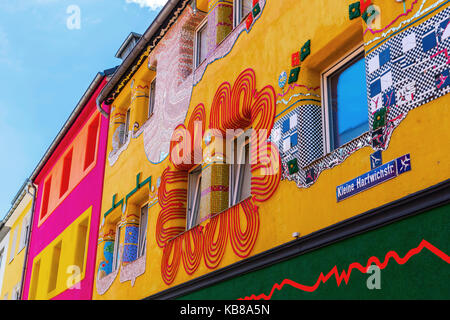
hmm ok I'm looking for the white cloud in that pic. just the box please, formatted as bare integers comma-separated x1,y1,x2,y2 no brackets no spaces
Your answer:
125,0,168,10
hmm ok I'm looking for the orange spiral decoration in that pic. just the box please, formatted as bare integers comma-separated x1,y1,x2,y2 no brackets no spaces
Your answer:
209,82,231,134
203,212,228,269
181,226,204,275
228,198,260,258
251,142,281,202
156,167,188,248
161,236,182,285
160,68,281,284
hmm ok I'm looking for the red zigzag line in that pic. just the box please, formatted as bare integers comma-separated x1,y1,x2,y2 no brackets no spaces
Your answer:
239,239,450,300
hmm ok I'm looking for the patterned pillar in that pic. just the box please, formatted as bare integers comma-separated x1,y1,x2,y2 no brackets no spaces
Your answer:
130,79,150,132
122,205,140,265
199,133,230,223
207,0,234,55
97,223,116,279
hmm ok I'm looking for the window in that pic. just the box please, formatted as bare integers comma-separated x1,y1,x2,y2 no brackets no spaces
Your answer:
148,79,156,118
137,204,148,258
229,132,252,207
9,229,17,263
74,218,89,272
60,149,73,197
322,46,368,152
112,225,122,272
120,109,131,147
84,116,100,170
186,166,202,230
195,20,208,68
0,249,4,268
40,176,52,220
12,285,21,300
48,241,62,293
19,214,31,252
29,259,41,300
234,0,252,27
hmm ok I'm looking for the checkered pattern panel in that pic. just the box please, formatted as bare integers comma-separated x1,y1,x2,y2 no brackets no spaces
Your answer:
366,7,450,129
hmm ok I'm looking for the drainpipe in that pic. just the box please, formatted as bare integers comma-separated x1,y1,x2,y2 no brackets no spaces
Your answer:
18,180,37,300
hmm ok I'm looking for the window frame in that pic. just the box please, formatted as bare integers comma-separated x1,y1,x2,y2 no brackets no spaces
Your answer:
194,18,208,69
137,203,149,258
18,213,31,253
233,0,253,28
112,225,122,272
229,131,252,207
9,228,18,263
320,44,366,154
148,78,157,119
186,165,203,230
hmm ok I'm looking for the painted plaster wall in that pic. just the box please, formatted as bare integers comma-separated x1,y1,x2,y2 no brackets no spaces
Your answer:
0,195,32,300
22,79,110,300
0,232,9,298
94,0,450,300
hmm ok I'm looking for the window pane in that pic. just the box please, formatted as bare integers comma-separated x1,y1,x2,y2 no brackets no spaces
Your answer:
197,24,208,66
187,168,202,230
241,0,252,21
138,205,148,257
328,53,368,149
148,80,156,117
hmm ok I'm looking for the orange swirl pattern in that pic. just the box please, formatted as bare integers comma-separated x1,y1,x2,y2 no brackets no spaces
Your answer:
170,104,206,171
251,142,281,202
228,198,260,258
156,167,188,248
160,68,281,285
203,212,228,270
161,236,182,285
181,226,204,275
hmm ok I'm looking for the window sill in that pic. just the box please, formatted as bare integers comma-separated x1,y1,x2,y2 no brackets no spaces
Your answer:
301,131,371,171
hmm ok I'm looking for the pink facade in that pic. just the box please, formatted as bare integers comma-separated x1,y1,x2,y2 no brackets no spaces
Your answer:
22,77,110,300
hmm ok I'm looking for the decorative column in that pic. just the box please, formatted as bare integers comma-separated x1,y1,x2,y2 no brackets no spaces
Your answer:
207,0,234,55
122,204,140,265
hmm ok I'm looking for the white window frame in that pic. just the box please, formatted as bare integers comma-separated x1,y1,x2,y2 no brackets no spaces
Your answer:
12,284,21,300
194,18,208,69
321,44,365,154
19,213,31,253
233,0,253,27
148,78,156,118
229,131,252,207
112,225,122,272
9,229,17,263
137,204,148,258
186,166,202,230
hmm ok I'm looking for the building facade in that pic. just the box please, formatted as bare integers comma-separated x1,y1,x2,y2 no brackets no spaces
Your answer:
0,182,34,300
21,70,114,300
93,0,450,300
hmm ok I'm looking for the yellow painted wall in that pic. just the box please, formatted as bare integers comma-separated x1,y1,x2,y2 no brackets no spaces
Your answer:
0,196,32,300
28,207,91,300
94,0,450,300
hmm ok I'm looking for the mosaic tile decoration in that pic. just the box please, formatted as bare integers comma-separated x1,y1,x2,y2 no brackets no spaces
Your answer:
273,7,450,190
366,6,450,150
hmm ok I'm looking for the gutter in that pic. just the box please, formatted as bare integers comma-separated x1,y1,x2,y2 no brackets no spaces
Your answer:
96,0,184,117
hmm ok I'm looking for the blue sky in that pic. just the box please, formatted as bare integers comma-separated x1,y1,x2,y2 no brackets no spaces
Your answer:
0,0,167,220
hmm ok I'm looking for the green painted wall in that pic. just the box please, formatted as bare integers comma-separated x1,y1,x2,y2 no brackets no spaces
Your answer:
179,204,450,300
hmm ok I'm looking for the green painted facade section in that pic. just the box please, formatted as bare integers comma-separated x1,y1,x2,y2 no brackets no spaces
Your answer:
179,204,450,300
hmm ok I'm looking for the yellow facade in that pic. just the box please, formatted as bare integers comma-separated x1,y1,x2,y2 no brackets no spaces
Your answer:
94,0,450,300
1,193,33,300
27,207,92,300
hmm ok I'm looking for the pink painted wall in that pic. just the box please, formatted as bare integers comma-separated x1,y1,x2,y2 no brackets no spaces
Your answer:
22,78,110,300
